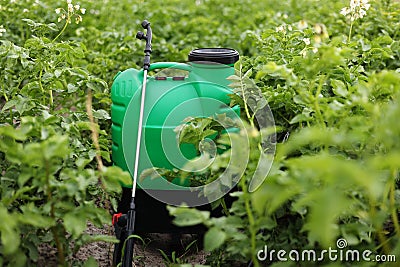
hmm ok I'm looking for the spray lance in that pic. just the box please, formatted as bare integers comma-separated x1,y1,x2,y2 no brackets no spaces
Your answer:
122,19,152,267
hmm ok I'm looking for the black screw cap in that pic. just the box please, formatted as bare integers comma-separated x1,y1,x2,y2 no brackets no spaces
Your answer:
188,48,239,65
141,20,150,29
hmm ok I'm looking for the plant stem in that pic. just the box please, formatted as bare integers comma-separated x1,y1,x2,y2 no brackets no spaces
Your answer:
220,198,230,216
313,75,327,128
50,224,65,265
39,67,53,107
348,21,354,43
370,199,390,255
39,68,45,100
2,86,8,102
85,87,113,213
44,159,65,265
85,88,104,172
53,16,70,43
390,168,400,238
9,109,13,125
239,64,255,128
240,176,259,267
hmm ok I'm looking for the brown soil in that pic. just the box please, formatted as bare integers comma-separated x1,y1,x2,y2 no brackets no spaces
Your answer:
38,223,209,267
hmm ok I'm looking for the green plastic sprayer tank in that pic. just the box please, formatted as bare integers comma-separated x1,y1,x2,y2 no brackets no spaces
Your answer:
111,48,239,194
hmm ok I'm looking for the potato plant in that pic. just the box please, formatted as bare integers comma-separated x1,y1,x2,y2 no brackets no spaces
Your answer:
168,0,400,266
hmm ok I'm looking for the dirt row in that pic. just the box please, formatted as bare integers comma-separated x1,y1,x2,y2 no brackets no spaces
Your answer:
38,223,208,267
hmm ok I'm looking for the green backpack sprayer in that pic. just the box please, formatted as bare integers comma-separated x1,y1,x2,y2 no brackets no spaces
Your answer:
111,20,240,266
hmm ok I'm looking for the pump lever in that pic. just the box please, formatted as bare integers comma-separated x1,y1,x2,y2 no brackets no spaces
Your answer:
136,31,146,40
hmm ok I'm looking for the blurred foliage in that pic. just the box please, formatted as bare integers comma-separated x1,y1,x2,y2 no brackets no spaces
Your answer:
165,0,400,267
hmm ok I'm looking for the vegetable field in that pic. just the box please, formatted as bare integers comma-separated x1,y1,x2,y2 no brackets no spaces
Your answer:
1,0,399,266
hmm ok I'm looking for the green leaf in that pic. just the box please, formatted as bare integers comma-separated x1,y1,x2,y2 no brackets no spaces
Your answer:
67,83,78,93
298,187,353,247
252,174,298,215
0,124,31,141
139,167,163,181
168,206,210,227
243,69,252,79
226,74,241,81
63,211,87,238
2,99,18,112
42,135,70,160
83,257,98,267
0,205,20,255
257,216,277,230
93,109,111,120
289,113,310,124
81,234,119,244
204,227,226,251
18,171,32,187
331,79,348,97
102,166,131,191
54,69,63,78
26,242,39,261
19,205,55,228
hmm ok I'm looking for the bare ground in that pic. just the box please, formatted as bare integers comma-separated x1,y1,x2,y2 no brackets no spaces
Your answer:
38,223,209,267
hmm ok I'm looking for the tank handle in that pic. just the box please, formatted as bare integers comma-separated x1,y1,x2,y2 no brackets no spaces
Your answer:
139,62,192,74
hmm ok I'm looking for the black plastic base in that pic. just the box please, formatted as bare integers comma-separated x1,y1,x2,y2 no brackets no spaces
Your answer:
116,187,233,233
